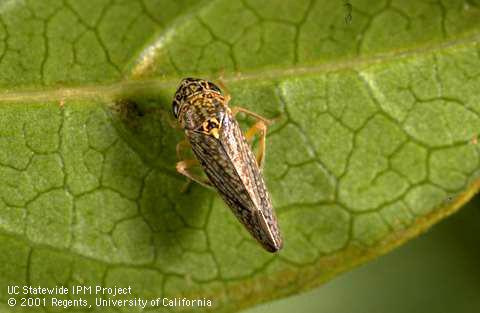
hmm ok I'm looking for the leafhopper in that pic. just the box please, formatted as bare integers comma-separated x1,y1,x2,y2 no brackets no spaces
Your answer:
172,78,283,252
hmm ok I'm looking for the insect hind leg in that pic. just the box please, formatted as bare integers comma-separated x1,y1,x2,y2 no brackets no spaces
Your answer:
231,106,272,169
244,120,268,169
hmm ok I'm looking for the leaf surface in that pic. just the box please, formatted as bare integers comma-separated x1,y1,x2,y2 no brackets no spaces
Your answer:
0,1,480,312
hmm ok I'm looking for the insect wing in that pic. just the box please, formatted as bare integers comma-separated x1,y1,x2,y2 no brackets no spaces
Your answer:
188,114,282,252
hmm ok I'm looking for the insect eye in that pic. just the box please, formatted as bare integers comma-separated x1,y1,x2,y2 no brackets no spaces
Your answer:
172,101,180,118
209,82,222,94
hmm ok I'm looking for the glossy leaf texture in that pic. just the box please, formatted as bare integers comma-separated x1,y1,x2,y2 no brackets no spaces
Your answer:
0,1,479,312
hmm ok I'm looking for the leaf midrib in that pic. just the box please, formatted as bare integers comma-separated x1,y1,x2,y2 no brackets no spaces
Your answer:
0,30,478,104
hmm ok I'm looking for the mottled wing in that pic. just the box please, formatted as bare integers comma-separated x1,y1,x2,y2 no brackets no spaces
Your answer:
187,113,282,252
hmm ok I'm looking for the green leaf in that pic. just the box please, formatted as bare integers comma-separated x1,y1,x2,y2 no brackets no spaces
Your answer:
0,1,479,312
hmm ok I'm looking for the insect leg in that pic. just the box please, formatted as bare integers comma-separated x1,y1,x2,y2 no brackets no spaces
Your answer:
215,79,232,103
176,139,190,160
231,106,272,125
176,159,213,188
231,106,272,168
244,120,268,169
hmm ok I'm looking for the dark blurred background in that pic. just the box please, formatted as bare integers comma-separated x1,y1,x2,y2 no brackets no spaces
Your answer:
244,193,480,313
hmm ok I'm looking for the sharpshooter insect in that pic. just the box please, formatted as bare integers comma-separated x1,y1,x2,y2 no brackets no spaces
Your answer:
172,78,283,252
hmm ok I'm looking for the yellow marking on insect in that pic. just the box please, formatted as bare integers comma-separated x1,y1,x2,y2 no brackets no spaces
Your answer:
201,117,221,138
210,127,219,138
